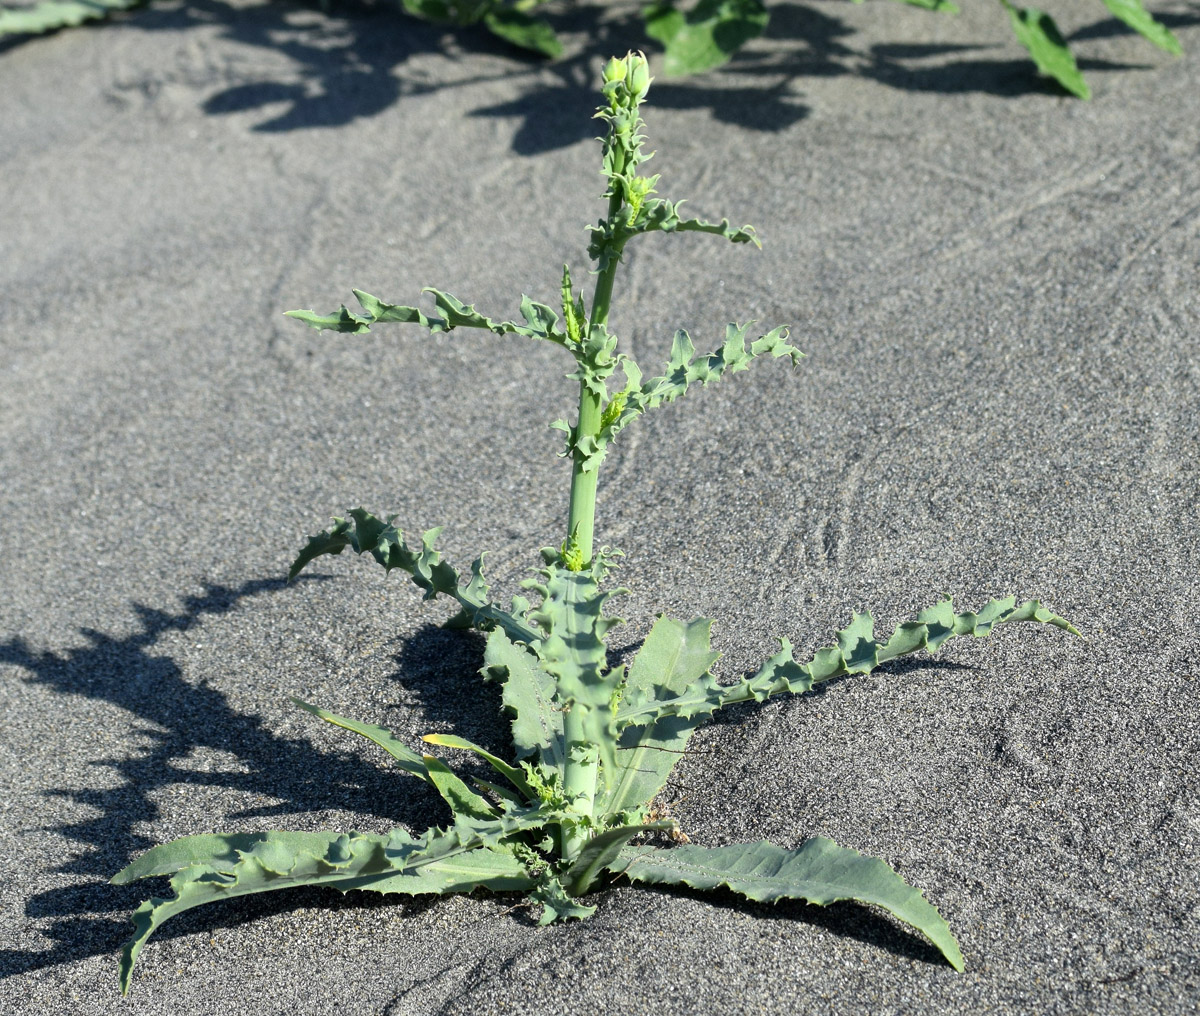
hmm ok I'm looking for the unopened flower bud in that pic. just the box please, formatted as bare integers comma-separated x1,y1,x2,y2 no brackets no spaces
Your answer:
603,56,627,86
626,52,651,100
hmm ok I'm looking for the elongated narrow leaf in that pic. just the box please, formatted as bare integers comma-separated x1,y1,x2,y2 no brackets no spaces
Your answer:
1002,2,1090,98
423,732,535,798
292,698,430,784
1100,0,1181,55
289,510,538,645
886,0,959,11
114,826,535,994
614,838,964,969
525,562,625,787
598,616,719,821
0,0,143,36
644,0,769,76
422,755,498,819
563,822,673,896
482,626,565,774
617,596,1078,728
586,323,800,469
286,287,567,346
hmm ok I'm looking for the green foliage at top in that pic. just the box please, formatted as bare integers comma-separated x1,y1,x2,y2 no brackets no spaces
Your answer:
114,52,1080,995
0,0,1181,103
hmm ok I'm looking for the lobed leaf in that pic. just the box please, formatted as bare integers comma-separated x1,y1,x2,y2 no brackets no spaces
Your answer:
285,288,567,346
530,873,597,923
590,323,801,466
483,7,562,57
113,825,537,994
597,616,720,821
289,509,539,645
482,626,565,774
613,837,964,970
525,562,626,787
1001,2,1090,99
617,596,1078,728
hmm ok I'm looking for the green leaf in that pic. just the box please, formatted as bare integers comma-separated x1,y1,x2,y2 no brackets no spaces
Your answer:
482,627,565,773
613,837,964,971
1001,2,1090,99
483,8,562,57
288,510,539,645
883,0,959,11
563,822,673,896
0,0,143,36
591,323,801,467
643,0,770,77
286,288,567,346
598,616,719,821
525,562,626,787
530,873,597,923
292,698,431,785
1099,0,1181,55
422,755,498,820
114,827,536,994
423,732,536,798
616,596,1078,728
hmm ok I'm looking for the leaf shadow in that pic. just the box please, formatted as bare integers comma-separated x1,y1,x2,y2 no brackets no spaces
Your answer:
0,575,444,979
5,0,1189,148
631,879,951,969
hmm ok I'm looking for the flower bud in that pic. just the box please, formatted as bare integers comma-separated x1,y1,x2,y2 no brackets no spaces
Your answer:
603,56,627,86
625,51,651,100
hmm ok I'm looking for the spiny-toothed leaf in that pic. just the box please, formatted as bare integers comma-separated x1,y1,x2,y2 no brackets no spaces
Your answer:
612,837,964,971
563,822,674,896
483,7,562,57
423,732,535,798
286,287,568,344
637,198,761,246
289,510,539,645
115,827,536,994
1100,0,1181,55
1002,2,1090,99
598,616,720,821
591,323,800,466
483,626,565,773
531,874,596,924
0,0,143,36
644,0,769,77
525,562,625,787
292,698,431,784
616,596,1077,728
423,755,498,820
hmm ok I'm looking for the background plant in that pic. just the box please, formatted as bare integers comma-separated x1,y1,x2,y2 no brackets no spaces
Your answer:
0,0,1182,100
111,51,1078,995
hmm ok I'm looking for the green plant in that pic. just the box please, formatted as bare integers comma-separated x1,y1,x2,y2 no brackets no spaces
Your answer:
0,0,1182,101
112,52,1078,994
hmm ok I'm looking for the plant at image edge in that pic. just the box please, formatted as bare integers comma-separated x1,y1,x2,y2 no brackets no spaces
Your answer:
112,52,1079,994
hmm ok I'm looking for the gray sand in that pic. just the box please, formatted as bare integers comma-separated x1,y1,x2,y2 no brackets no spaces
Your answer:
1,2,1197,1013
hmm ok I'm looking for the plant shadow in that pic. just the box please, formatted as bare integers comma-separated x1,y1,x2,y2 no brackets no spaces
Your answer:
4,0,1194,149
0,575,446,979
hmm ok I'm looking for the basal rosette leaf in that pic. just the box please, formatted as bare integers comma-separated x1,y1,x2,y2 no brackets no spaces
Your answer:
562,821,675,896
617,596,1078,728
289,509,538,645
481,626,566,775
612,837,965,970
113,825,538,994
292,698,432,785
597,615,719,821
